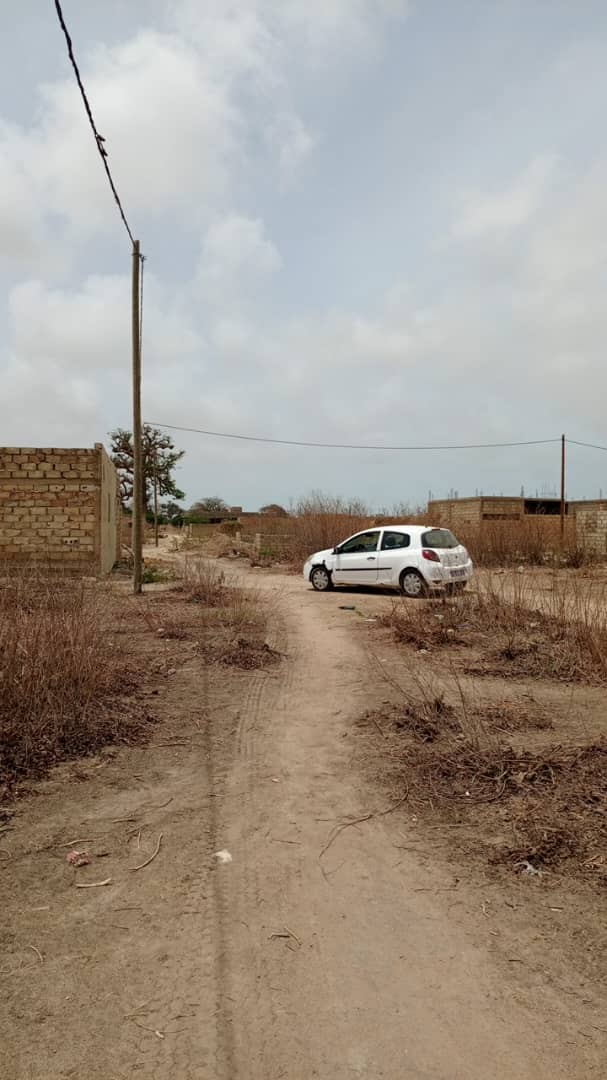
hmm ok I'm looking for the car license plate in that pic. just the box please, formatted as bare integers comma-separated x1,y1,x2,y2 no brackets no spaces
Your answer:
451,568,466,578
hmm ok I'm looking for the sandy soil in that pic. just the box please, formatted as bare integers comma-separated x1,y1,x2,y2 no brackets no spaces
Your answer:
1,562,605,1078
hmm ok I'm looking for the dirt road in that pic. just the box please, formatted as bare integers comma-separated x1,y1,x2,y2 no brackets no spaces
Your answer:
2,568,602,1078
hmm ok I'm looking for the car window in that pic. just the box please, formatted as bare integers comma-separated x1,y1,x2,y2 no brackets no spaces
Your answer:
381,531,410,551
422,528,459,549
339,530,380,554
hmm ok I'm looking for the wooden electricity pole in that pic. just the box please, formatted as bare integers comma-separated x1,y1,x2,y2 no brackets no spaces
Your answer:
153,447,159,548
560,433,566,545
132,241,143,594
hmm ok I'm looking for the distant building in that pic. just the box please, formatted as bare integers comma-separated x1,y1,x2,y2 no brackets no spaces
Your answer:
427,495,567,527
0,443,120,574
428,495,607,555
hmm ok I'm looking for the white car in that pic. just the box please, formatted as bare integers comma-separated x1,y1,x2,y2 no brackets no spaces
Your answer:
303,524,473,598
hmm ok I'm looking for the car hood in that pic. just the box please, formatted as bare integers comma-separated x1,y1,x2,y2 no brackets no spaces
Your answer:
307,548,334,564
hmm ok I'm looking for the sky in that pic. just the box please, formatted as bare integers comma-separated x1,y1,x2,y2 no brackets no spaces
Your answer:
2,0,607,511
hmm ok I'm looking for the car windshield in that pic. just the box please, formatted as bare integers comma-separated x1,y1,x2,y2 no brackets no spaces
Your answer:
422,528,459,549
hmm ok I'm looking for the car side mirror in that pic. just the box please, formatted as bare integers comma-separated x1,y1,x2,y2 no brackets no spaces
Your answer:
333,546,340,555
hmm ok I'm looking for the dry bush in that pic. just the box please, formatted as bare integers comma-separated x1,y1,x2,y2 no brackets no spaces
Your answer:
380,599,464,650
404,736,607,875
169,556,281,669
256,492,375,567
371,661,606,878
382,573,607,683
441,518,591,569
181,557,227,605
0,570,144,787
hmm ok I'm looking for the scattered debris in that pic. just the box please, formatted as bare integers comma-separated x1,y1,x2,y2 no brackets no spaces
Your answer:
75,878,113,888
130,833,163,871
27,945,43,963
270,926,302,949
214,849,233,864
518,860,542,878
66,850,90,867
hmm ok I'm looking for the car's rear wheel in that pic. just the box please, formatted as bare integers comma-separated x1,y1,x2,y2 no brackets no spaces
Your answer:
310,565,333,592
399,569,428,598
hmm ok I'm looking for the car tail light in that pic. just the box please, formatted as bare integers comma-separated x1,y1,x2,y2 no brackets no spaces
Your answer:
422,549,441,563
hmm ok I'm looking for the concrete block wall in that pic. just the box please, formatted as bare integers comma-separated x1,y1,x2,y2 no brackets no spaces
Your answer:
428,498,484,527
572,502,607,555
0,444,120,574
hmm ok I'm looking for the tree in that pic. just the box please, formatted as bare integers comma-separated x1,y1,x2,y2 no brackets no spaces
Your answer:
259,503,288,517
110,426,185,510
161,500,185,524
189,496,229,515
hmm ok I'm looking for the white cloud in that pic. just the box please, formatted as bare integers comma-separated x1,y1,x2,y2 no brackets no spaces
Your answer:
453,154,557,237
196,214,282,305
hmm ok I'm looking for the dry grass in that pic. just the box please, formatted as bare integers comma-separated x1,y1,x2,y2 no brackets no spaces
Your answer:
146,557,281,670
403,733,607,877
0,570,147,788
369,568,607,882
381,572,607,684
243,497,597,570
366,666,607,880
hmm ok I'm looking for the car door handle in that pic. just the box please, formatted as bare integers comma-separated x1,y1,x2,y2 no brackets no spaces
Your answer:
367,556,376,560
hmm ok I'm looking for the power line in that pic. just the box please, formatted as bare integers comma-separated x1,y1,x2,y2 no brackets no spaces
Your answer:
53,0,136,246
567,438,607,453
145,422,560,452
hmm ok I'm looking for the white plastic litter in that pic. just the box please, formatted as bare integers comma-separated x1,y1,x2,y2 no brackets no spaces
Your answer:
520,860,542,877
214,849,233,864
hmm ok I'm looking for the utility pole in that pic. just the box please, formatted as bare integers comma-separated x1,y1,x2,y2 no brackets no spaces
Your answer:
132,241,143,594
153,446,159,548
560,433,566,545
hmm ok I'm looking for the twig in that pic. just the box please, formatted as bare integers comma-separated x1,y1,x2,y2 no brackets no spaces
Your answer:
75,878,112,888
371,716,386,738
123,998,153,1019
145,798,173,810
319,795,408,870
61,838,99,847
131,1020,165,1038
27,945,43,963
270,838,302,845
130,833,163,871
270,926,302,948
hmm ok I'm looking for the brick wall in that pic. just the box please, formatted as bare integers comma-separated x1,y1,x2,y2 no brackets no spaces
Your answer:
428,498,484,527
0,444,119,574
572,502,607,555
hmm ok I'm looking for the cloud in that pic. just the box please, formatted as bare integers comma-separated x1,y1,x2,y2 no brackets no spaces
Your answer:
196,214,282,306
453,154,557,237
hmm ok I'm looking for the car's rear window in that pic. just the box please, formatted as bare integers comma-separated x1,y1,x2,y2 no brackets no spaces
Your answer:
422,528,459,549
381,531,410,550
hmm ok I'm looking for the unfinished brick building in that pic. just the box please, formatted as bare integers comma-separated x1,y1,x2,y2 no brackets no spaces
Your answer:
0,444,120,574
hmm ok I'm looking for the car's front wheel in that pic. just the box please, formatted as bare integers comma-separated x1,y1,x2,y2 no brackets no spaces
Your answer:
310,565,333,592
399,569,428,598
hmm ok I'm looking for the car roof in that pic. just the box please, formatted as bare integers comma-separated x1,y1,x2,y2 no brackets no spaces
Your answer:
371,524,438,533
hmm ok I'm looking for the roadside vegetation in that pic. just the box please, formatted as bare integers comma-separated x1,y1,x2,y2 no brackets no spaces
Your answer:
0,570,147,790
0,558,278,793
188,492,594,570
367,570,607,886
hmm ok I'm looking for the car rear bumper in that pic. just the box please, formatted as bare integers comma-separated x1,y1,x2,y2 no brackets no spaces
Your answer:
424,561,474,587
